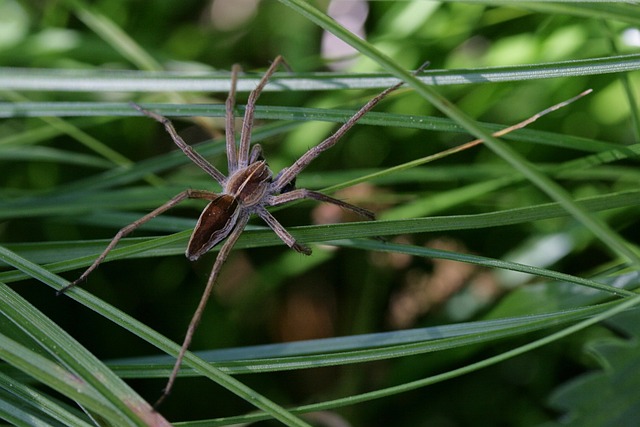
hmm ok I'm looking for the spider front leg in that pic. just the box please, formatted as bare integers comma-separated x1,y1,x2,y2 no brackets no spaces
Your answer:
273,61,430,190
131,103,226,186
249,143,264,164
237,55,289,168
225,64,241,173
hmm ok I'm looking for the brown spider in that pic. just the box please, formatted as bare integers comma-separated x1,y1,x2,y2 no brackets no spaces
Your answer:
62,56,427,405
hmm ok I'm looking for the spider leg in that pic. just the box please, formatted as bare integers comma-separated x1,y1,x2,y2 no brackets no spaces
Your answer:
256,206,311,255
154,213,250,408
269,189,374,220
237,55,288,168
273,61,431,191
60,189,219,295
272,84,402,190
131,103,227,186
249,143,264,163
226,64,241,173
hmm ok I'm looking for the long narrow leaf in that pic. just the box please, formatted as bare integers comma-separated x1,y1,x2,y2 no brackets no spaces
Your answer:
277,0,640,267
1,54,638,92
0,246,311,427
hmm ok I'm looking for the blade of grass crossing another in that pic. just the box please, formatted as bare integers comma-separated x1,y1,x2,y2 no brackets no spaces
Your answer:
277,0,640,268
0,245,312,427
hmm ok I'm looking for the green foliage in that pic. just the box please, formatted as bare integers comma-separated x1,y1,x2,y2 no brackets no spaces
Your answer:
0,0,639,425
544,309,640,427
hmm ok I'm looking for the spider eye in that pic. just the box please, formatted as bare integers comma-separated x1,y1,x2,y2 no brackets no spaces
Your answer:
280,177,297,194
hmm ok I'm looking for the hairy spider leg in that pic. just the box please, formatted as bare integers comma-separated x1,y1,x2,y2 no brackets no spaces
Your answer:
131,103,226,185
225,64,241,173
273,61,431,191
237,55,288,168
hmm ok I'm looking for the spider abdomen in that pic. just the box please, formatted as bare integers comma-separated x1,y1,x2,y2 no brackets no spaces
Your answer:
187,194,240,261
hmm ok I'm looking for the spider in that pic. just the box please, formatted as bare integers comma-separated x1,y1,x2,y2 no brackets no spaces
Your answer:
62,56,428,405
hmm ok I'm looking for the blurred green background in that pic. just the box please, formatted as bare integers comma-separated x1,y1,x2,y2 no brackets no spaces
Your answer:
1,1,639,426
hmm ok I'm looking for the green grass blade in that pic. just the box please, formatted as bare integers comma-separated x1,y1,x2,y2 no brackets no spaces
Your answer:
1,54,638,92
109,302,627,377
0,283,161,425
278,0,640,268
0,329,122,425
0,100,626,153
0,370,93,427
0,246,311,427
198,295,640,426
2,189,639,283
63,0,161,71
